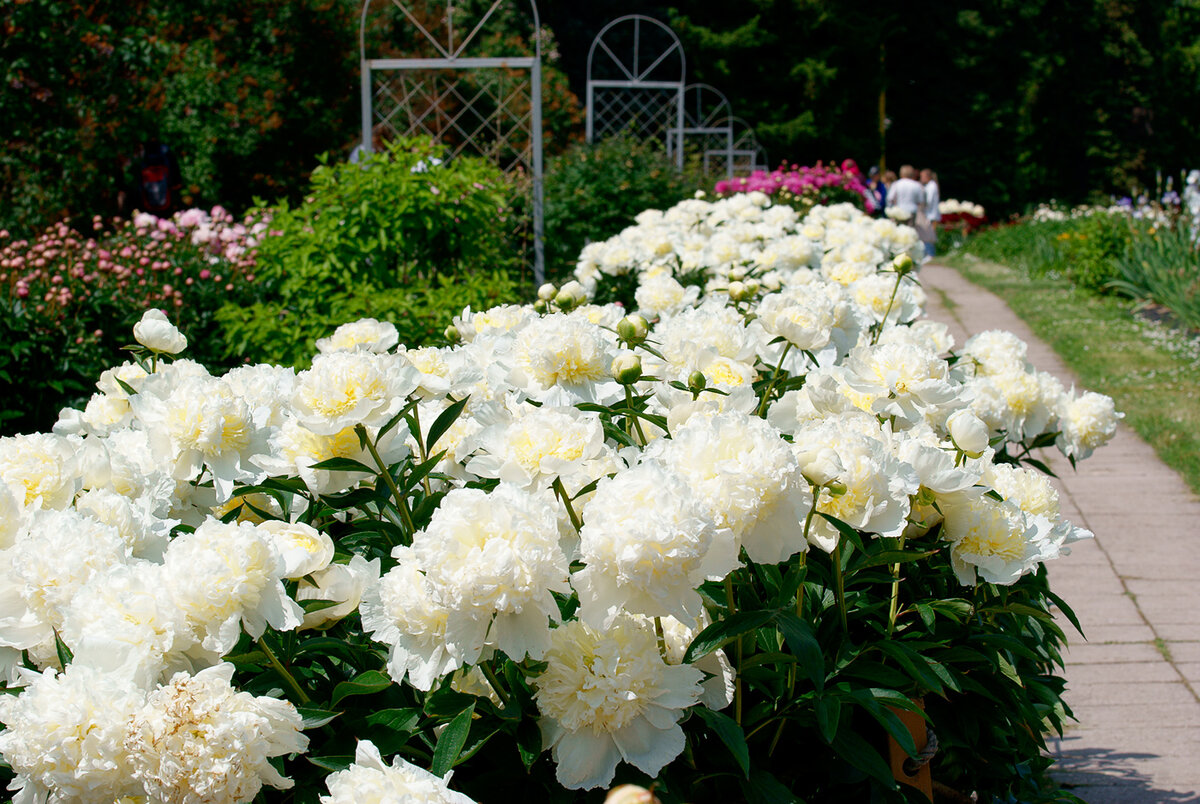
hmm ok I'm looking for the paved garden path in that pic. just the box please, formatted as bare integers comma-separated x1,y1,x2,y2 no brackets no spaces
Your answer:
920,262,1200,803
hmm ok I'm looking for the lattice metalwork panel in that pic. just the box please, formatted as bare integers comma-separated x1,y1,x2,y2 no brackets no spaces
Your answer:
372,70,534,174
590,85,681,146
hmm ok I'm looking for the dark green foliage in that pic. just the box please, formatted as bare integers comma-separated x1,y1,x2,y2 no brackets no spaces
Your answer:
542,135,702,281
215,138,523,366
215,271,521,368
1110,223,1200,331
0,0,360,235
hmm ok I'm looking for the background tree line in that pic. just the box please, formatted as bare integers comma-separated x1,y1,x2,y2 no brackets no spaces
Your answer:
4,0,1198,235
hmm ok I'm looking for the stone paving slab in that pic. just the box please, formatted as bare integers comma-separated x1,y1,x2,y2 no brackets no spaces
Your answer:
920,263,1200,802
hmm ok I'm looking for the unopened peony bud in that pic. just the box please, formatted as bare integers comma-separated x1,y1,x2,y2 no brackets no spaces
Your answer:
728,267,746,281
443,325,461,343
554,288,578,310
947,409,989,458
606,785,661,804
744,278,761,296
133,308,187,354
892,253,915,275
687,370,706,393
617,314,649,345
825,480,848,497
537,282,557,301
559,280,586,304
611,351,643,384
727,280,748,301
533,298,549,314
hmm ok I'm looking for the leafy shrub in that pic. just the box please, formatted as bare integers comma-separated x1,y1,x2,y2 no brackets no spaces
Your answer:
215,270,521,367
216,137,523,366
251,138,518,302
0,210,264,434
542,135,703,281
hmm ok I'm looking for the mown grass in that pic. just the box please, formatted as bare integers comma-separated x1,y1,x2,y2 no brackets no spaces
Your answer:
945,252,1200,496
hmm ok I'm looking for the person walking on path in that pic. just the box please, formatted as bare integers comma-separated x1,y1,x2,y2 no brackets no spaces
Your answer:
921,169,941,258
887,165,935,259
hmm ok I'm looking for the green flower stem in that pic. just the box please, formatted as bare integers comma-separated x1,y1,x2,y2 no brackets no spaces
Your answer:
624,385,649,445
257,637,310,705
871,272,905,345
887,536,907,637
833,540,849,636
479,661,512,708
798,484,820,619
409,404,434,497
654,617,669,663
552,477,583,533
357,424,416,539
756,341,794,418
725,576,743,725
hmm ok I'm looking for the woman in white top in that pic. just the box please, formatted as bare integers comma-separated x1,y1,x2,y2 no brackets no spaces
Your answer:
886,165,926,217
920,169,940,258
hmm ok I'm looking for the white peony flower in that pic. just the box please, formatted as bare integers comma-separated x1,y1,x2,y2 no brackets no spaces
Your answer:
793,416,919,550
321,739,476,804
316,317,400,354
534,615,702,790
939,491,1054,585
647,411,813,565
0,433,82,510
126,663,307,804
361,562,457,691
133,308,187,354
409,484,570,663
0,664,144,804
297,555,380,630
0,508,130,661
464,403,608,491
291,351,419,436
60,562,181,685
507,313,620,404
574,462,733,629
840,342,959,423
1056,389,1122,461
161,517,303,656
945,409,990,457
256,520,335,579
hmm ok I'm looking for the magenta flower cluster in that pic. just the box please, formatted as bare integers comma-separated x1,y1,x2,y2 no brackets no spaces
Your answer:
714,159,876,213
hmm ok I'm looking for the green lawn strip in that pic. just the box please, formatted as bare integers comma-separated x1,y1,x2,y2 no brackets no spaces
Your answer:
945,252,1200,496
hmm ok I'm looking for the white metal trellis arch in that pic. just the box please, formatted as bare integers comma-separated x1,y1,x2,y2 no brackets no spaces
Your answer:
667,83,735,178
586,15,686,168
705,116,769,178
359,0,545,283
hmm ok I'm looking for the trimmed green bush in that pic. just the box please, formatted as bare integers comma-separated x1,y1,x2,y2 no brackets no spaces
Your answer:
542,135,703,281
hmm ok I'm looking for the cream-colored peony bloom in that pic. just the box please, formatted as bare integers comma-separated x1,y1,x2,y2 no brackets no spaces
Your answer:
939,490,1056,585
647,411,813,565
465,403,608,491
291,351,419,436
410,484,570,663
361,562,457,691
126,663,307,804
161,517,303,656
534,615,702,790
256,520,335,579
841,342,959,423
0,433,82,510
0,664,144,804
133,308,187,354
297,555,380,630
321,739,476,804
316,317,400,354
507,313,620,404
1056,389,1122,461
574,462,733,629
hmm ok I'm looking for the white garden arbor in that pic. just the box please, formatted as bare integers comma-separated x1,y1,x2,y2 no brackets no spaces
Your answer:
359,0,546,282
586,15,686,168
705,116,770,177
667,83,735,178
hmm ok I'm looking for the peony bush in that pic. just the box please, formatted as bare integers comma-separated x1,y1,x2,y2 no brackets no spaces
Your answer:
0,194,1119,802
714,161,877,215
